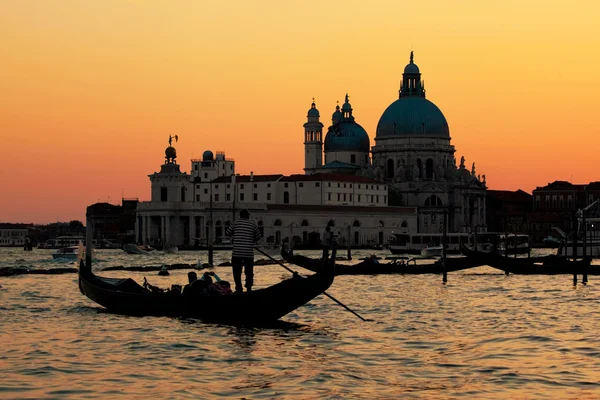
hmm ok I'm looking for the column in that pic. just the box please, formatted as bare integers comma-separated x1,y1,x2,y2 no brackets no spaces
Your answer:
165,215,171,244
189,215,195,246
482,198,487,229
465,195,470,230
135,216,140,244
144,216,149,244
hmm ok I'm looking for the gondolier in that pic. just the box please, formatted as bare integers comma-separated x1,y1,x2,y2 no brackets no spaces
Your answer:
226,209,261,293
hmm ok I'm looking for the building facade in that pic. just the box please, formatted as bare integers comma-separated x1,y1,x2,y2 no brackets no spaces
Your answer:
136,145,416,248
529,181,600,243
302,52,487,233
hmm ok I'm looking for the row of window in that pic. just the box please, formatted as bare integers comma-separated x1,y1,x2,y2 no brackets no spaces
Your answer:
194,182,384,190
326,193,387,203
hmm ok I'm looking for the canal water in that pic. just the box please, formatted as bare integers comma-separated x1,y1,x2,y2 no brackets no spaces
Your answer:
1,248,599,399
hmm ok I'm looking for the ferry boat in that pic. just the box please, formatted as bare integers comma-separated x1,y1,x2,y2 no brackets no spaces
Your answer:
420,244,444,257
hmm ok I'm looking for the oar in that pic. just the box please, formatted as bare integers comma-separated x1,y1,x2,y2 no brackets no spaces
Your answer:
254,246,370,322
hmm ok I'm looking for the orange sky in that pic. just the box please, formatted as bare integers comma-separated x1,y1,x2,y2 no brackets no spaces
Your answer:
1,0,599,223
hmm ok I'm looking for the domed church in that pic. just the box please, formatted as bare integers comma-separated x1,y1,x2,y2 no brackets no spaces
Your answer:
304,52,487,233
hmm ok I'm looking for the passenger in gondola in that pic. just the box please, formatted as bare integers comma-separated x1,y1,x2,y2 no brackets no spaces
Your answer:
225,209,261,293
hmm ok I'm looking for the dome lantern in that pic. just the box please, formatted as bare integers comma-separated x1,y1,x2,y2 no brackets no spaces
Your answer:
400,51,425,99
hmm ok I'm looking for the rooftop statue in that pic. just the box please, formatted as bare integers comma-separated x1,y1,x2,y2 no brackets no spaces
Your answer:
459,156,465,169
410,51,414,63
169,134,179,146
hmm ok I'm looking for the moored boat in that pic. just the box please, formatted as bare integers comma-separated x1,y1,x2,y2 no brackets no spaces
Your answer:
459,243,596,275
123,244,155,255
53,246,89,260
281,248,482,275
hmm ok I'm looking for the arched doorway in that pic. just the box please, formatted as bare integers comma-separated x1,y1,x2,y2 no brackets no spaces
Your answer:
416,159,423,179
387,159,394,179
283,191,290,204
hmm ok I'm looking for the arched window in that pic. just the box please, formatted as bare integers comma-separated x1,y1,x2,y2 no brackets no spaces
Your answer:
274,219,282,227
301,219,309,227
327,220,335,227
257,220,264,237
424,195,443,207
386,159,394,179
426,158,434,180
378,220,384,228
416,159,423,179
353,220,361,227
401,220,408,228
283,191,290,204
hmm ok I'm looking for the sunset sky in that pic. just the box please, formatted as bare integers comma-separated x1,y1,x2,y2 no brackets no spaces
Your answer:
1,0,599,223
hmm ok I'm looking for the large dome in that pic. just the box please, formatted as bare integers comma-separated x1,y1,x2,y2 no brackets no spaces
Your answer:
375,97,449,138
324,122,370,152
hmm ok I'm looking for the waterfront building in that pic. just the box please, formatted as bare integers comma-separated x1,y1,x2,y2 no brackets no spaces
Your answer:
0,224,29,247
529,180,600,243
303,52,487,233
136,53,486,247
136,145,416,247
485,190,532,235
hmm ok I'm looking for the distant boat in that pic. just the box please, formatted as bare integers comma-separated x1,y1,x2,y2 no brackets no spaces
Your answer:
420,244,444,257
123,244,155,255
52,246,92,260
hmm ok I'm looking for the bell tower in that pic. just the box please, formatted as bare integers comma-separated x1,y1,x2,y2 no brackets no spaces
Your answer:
304,99,324,175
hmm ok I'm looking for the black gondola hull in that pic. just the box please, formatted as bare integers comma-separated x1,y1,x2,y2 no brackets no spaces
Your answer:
79,250,336,323
459,243,597,275
281,249,483,275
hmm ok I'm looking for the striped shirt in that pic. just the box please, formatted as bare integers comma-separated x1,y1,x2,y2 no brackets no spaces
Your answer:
225,218,261,258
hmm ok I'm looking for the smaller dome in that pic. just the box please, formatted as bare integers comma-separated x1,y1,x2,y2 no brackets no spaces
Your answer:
307,102,320,118
404,63,420,74
202,150,214,161
332,104,342,124
165,146,177,159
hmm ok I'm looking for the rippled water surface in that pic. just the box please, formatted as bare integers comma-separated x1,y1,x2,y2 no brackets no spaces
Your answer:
2,248,600,399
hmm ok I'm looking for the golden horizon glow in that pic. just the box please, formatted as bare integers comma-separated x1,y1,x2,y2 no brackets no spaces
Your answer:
1,0,599,223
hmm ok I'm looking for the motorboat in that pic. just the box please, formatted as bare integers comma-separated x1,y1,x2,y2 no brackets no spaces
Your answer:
420,244,444,257
52,246,93,260
123,244,155,255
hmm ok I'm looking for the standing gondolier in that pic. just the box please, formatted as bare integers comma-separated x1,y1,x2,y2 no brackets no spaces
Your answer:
226,209,261,293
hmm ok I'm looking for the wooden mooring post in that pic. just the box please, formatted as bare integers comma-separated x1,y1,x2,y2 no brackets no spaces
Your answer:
347,225,352,261
442,209,448,283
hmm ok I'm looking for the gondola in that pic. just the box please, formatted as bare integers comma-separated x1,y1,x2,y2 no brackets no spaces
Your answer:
281,248,483,275
79,243,337,323
459,243,597,275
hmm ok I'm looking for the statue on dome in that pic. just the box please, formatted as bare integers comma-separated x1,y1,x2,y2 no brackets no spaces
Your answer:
459,156,465,169
410,51,414,64
482,174,487,184
169,134,179,146
471,162,476,176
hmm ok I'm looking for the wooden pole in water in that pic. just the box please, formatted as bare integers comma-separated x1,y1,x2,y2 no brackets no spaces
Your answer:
582,205,588,284
572,211,577,284
442,209,448,283
347,225,352,261
208,181,214,266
